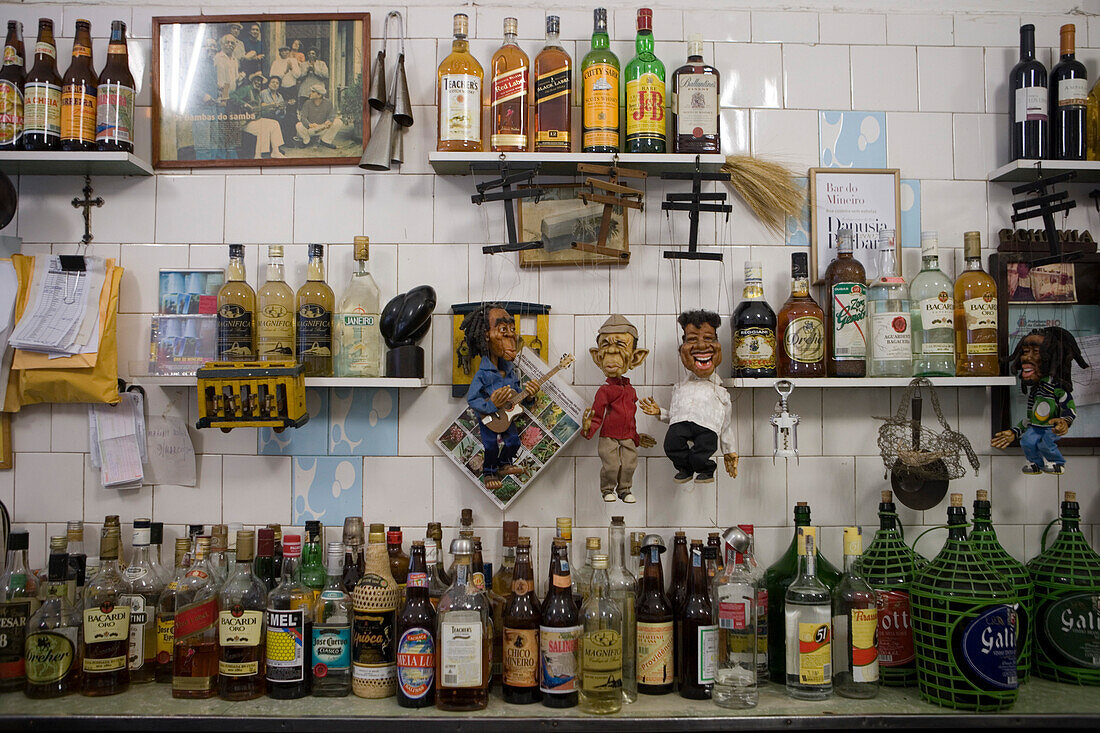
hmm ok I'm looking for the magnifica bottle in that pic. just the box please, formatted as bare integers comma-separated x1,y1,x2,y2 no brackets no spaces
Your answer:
172,536,218,699
832,527,879,699
607,516,637,703
824,228,867,377
578,554,623,715
1050,23,1087,160
637,534,674,695
335,237,382,377
296,243,334,377
489,17,529,152
1010,24,1048,161
121,519,163,684
713,528,758,709
785,527,833,700
436,13,482,152
24,539,79,698
216,244,255,361
625,8,666,153
764,504,841,684
1,530,40,692
502,536,541,704
541,538,581,708
257,244,295,362
396,541,437,707
60,19,97,151
778,251,826,377
82,528,129,697
95,20,135,152
266,535,313,699
911,494,1019,711
909,231,955,377
435,538,491,711
582,8,619,153
351,526,400,698
732,260,777,377
217,530,267,701
534,15,571,152
954,231,999,376
313,542,353,697
671,33,719,153
679,544,718,699
22,18,61,151
867,229,912,377
156,538,191,684
0,21,25,150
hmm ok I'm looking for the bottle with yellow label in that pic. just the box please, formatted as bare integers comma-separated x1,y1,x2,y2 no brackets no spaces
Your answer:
625,8,666,153
954,231,999,376
257,244,295,362
784,526,832,700
60,19,96,151
581,8,618,153
832,527,879,698
217,530,267,701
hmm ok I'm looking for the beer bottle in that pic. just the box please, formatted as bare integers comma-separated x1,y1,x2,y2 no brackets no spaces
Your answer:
0,21,26,150
636,534,674,694
95,20,135,152
678,543,717,699
540,539,580,708
396,541,437,707
502,537,541,704
22,18,61,150
61,19,97,151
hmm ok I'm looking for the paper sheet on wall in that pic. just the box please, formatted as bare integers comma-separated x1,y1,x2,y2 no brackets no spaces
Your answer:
8,255,105,356
144,415,196,487
89,392,146,488
1072,334,1100,407
0,260,17,391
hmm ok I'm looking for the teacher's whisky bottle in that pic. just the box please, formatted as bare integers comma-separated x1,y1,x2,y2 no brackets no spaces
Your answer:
436,13,482,152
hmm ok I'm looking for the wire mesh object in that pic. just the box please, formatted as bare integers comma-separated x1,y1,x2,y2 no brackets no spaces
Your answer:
874,377,979,482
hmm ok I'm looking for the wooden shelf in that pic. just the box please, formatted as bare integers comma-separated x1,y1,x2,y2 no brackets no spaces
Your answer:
723,376,1017,388
134,375,427,388
429,151,727,176
0,150,154,176
987,159,1100,183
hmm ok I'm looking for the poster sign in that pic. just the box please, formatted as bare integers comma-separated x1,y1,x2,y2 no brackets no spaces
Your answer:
809,168,900,283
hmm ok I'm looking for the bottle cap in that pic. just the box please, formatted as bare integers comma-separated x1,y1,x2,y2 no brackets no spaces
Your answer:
1061,23,1076,51
502,521,519,547
268,244,284,258
688,33,703,57
503,17,518,36
450,537,474,555
975,489,989,502
517,536,531,548
837,227,853,251
592,554,609,569
305,521,322,542
343,517,364,546
8,529,28,551
637,8,652,32
369,522,385,535
104,515,120,528
641,533,666,552
326,541,344,564
675,530,686,538
150,522,164,546
132,519,151,546
795,501,809,508
791,251,808,279
229,244,244,258
593,8,608,31
460,508,473,527
881,490,892,503
427,521,443,541
744,260,763,282
611,515,625,525
354,237,369,261
877,229,896,249
49,535,68,553
387,528,403,545
920,231,939,256
211,524,228,551
556,516,572,540
194,535,211,560
308,243,324,258
963,231,982,259
452,14,468,39
257,528,274,556
950,493,963,507
236,530,255,562
174,537,191,565
282,534,302,558
586,536,601,550
843,526,862,556
1065,491,1077,503
1020,23,1035,33
369,530,385,544
189,523,205,538
546,15,559,35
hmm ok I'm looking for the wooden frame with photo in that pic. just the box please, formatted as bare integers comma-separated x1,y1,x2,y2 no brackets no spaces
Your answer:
152,13,370,169
517,184,630,267
808,168,900,283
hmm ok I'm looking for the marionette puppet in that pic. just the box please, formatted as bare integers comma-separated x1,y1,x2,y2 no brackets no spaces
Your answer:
581,315,655,504
640,310,738,483
991,325,1089,475
462,303,542,491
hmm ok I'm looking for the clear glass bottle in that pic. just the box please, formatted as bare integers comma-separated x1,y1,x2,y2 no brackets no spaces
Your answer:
713,529,758,709
1,529,40,692
257,244,295,362
436,13,483,152
24,538,80,698
579,554,623,714
533,15,571,152
832,527,879,698
335,237,382,377
296,243,335,377
172,536,218,699
489,16,530,152
397,541,437,707
313,542,352,697
351,526,399,698
436,538,491,711
607,517,637,703
625,8,666,153
867,229,912,377
732,261,778,377
217,244,256,361
121,519,163,684
218,530,267,701
910,231,955,376
784,527,832,700
156,537,191,684
581,8,619,153
954,231,999,377
541,538,581,708
739,524,768,683
266,534,312,699
577,537,602,604
555,517,582,608
671,33,719,154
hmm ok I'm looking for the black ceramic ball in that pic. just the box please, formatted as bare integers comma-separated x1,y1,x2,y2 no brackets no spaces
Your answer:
380,285,436,348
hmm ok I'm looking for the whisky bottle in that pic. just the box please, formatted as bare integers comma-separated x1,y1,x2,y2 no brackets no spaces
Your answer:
502,536,541,704
832,527,879,698
218,530,267,701
713,530,758,709
490,17,530,152
954,231,999,376
824,228,867,377
625,8,666,153
533,15,571,152
1,530,40,692
671,33,719,154
388,527,410,595
910,231,955,376
82,528,130,696
217,244,256,361
313,542,353,697
300,521,327,602
351,526,399,698
541,539,581,707
266,535,312,699
579,554,623,714
732,261,777,377
22,18,61,151
121,519,163,684
155,537,191,684
95,21,135,152
396,541,437,707
581,8,619,152
679,543,718,699
636,535,674,695
341,518,365,594
257,245,295,362
778,252,826,377
172,536,218,699
436,538,491,711
24,539,80,698
0,21,25,150
785,527,833,700
296,244,334,377
867,229,912,377
436,13,483,152
334,237,382,378
60,19,96,151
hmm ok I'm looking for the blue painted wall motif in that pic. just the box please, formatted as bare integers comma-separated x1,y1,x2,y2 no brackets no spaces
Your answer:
258,388,329,455
819,111,887,169
292,456,363,524
329,387,398,456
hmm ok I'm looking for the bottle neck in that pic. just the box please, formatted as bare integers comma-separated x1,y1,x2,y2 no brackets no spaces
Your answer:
589,568,609,599
921,254,939,271
790,276,809,297
642,546,664,590
281,554,301,582
6,548,30,575
504,31,518,47
964,256,982,272
742,280,764,300
307,256,324,282
356,258,371,277
452,35,469,54
227,256,247,282
796,550,817,580
947,508,968,541
843,553,860,574
879,247,899,279
1020,29,1035,60
129,544,152,567
267,260,285,283
592,28,609,49
636,29,654,55
453,556,471,586
609,526,626,571
501,545,516,569
545,31,560,47
878,509,897,531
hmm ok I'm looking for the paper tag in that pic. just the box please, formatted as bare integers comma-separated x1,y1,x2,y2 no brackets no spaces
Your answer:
145,415,196,487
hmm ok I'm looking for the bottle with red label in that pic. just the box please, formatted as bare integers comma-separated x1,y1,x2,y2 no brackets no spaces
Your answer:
489,17,529,152
1,530,40,692
312,542,352,697
671,33,719,153
397,541,436,707
22,18,61,151
831,527,879,698
172,536,218,699
95,20,134,152
712,527,757,709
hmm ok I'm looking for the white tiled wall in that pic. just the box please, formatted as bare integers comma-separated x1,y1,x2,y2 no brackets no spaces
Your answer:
5,2,1098,575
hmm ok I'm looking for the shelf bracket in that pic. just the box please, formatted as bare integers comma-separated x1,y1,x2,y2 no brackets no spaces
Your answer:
71,175,103,245
660,155,731,262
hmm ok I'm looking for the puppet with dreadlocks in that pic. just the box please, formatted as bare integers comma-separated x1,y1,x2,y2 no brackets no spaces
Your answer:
992,326,1089,475
461,303,541,491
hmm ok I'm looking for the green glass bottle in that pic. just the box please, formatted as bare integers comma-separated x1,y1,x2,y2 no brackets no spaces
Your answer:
763,503,841,683
911,494,1018,711
300,521,327,603
624,7,665,153
581,7,619,153
970,490,1033,683
1028,491,1100,685
858,491,920,687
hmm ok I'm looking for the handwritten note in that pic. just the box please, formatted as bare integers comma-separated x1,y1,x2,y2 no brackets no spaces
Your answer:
145,416,196,487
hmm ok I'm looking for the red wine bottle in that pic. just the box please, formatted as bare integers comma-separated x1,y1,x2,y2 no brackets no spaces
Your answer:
1050,23,1087,160
1009,24,1047,161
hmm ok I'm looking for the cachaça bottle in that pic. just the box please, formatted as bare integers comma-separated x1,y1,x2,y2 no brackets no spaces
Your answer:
737,524,768,682
341,518,365,594
436,13,482,152
60,19,96,151
541,538,581,707
82,528,129,696
24,539,79,698
859,491,920,687
396,541,437,707
66,521,88,608
216,244,255,362
732,261,777,377
778,252,826,377
489,16,529,152
313,542,352,697
765,504,841,683
581,8,619,153
637,534,674,695
1028,491,1100,685
607,516,637,703
832,527,879,698
679,543,717,699
0,21,25,150
533,15,571,152
334,238,382,378
0,529,40,692
254,528,277,592
502,536,541,704
785,527,832,700
217,530,266,701
867,229,912,377
300,521,327,603
257,246,295,362
22,18,61,151
121,519,163,684
172,536,217,699
671,33,719,154
713,528,758,709
436,538,491,711
266,534,312,699
352,526,399,698
95,20,135,152
824,228,867,377
911,494,1018,711
970,490,1032,683
625,8,666,153
579,554,623,714
425,522,449,606
155,538,191,684
296,244,335,377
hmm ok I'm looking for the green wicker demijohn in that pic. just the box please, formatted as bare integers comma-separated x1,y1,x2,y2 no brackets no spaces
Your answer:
911,494,1019,711
969,490,1033,682
858,491,921,687
1028,491,1100,685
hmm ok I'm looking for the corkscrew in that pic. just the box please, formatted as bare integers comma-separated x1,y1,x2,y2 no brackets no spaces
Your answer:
770,379,800,464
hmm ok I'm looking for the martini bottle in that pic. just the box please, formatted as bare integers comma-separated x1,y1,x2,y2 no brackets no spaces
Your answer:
910,494,1019,711
970,490,1033,683
1028,491,1100,685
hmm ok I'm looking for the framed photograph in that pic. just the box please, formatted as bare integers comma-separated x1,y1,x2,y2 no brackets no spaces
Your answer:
0,414,10,470
153,13,369,168
809,168,901,283
518,184,630,267
1004,261,1078,303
